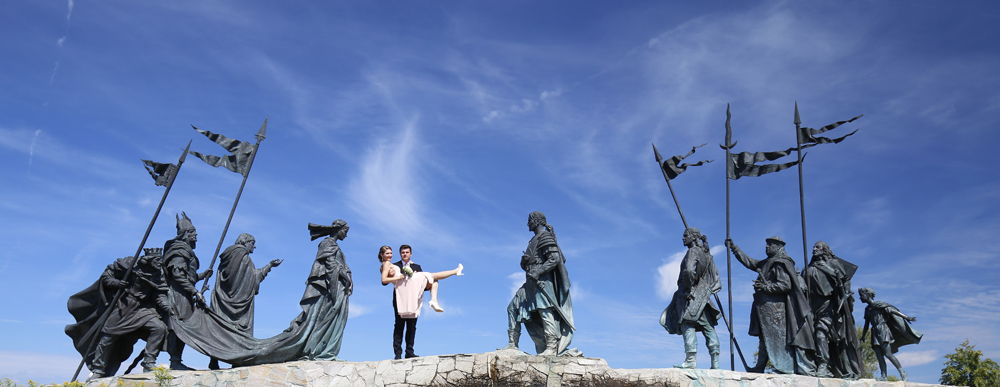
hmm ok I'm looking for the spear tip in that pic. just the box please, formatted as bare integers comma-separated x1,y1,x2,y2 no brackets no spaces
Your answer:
652,143,663,163
256,117,268,140
179,139,192,162
794,102,801,125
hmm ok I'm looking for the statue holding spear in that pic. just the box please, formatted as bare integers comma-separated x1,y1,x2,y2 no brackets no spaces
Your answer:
652,143,747,370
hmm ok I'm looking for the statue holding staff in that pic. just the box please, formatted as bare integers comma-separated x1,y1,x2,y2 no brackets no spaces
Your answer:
660,227,722,369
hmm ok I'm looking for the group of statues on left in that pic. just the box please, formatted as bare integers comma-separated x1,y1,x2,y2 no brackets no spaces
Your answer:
65,213,353,380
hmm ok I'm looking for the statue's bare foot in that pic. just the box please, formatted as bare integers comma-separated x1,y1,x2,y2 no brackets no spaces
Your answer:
430,300,444,312
456,263,464,276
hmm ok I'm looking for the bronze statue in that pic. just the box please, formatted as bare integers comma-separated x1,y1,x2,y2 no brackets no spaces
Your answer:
860,287,922,381
88,249,169,380
726,236,815,375
803,241,862,378
661,228,722,369
162,212,211,370
159,220,353,366
207,233,282,369
66,249,169,379
501,211,580,356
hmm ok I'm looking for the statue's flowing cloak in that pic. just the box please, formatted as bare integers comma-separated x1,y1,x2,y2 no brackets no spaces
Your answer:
170,237,351,365
65,257,157,375
865,301,923,353
750,255,814,345
805,256,862,378
661,246,721,334
209,244,266,335
741,252,815,374
509,229,578,356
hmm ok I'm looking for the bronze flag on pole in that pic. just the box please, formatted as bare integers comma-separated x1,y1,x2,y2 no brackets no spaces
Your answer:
726,145,812,180
188,126,258,177
656,143,713,180
141,159,178,187
193,118,268,294
798,114,862,145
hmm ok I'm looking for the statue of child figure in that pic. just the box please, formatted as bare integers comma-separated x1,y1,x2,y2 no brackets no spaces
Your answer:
859,287,923,381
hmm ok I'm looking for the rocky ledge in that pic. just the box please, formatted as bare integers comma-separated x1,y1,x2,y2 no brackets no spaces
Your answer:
86,350,949,387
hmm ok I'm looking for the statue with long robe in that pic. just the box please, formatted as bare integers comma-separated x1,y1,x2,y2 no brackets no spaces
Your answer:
804,241,862,379
206,233,281,369
727,236,816,375
167,220,353,366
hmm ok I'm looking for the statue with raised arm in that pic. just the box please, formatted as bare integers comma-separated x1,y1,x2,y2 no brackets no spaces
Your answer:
726,236,815,375
661,227,722,369
207,233,282,370
500,211,580,356
803,241,862,379
860,287,922,381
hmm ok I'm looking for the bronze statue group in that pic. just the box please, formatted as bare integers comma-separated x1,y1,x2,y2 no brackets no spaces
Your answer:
660,229,922,381
65,210,581,382
64,107,919,382
655,105,920,382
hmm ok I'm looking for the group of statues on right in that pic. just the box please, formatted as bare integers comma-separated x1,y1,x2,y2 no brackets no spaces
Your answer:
662,228,922,381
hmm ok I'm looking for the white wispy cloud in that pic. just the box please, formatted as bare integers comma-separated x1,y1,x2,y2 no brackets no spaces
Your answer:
348,302,369,319
0,127,133,180
897,350,939,368
49,61,59,84
540,88,563,100
483,110,503,123
655,250,685,301
570,280,588,302
510,99,538,113
347,120,436,243
57,36,66,47
28,129,41,166
508,272,524,297
66,0,74,23
420,303,465,319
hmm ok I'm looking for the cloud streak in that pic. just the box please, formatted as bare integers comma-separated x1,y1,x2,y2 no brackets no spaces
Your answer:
49,61,59,84
347,120,449,245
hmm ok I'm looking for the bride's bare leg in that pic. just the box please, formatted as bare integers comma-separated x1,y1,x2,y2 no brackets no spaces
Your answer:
429,264,464,281
429,280,443,312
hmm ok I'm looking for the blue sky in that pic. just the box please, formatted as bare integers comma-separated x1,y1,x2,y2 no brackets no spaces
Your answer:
2,1,999,384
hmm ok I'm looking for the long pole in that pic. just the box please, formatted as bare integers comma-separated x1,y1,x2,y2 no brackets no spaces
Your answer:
72,141,191,381
654,140,746,369
720,104,737,371
652,144,689,228
199,118,267,294
713,293,749,370
794,103,809,268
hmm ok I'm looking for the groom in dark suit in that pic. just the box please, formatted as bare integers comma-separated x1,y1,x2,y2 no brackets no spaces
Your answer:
392,244,422,359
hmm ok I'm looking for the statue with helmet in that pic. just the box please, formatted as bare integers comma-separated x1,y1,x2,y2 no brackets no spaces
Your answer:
162,212,212,370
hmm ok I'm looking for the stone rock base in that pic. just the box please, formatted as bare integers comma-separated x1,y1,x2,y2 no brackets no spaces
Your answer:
86,350,948,387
